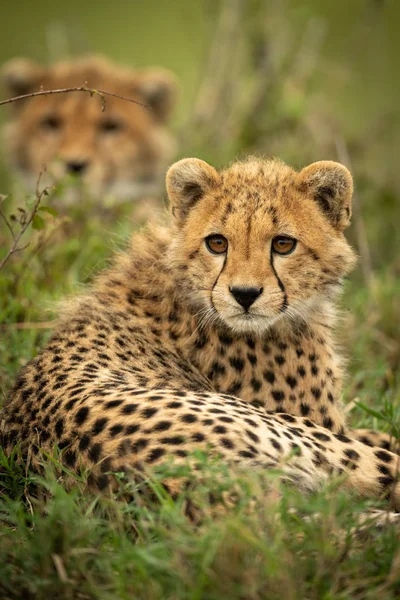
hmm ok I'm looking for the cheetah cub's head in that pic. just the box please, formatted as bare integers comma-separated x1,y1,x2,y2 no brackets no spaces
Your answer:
167,157,356,335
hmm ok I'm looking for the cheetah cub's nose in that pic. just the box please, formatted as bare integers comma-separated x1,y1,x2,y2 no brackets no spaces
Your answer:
229,286,263,310
66,160,89,175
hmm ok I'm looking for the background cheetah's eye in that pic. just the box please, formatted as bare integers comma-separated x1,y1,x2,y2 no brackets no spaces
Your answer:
40,115,62,131
99,118,125,134
272,236,297,255
205,234,228,255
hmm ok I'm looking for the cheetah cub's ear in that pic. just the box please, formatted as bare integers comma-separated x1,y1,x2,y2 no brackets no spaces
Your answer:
166,158,220,222
134,68,178,122
1,58,45,110
299,161,353,231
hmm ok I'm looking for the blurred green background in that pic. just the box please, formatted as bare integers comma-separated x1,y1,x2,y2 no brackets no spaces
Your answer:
1,0,399,176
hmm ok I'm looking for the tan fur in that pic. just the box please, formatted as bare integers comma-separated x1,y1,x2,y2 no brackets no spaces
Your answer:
1,55,177,202
2,156,399,506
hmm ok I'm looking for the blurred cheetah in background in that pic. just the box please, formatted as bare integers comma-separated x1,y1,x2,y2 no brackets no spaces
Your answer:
1,55,177,204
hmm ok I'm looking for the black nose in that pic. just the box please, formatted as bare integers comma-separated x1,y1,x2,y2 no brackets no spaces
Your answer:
230,286,263,310
66,160,89,175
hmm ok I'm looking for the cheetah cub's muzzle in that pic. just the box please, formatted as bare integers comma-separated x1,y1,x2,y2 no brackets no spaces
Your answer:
167,157,356,335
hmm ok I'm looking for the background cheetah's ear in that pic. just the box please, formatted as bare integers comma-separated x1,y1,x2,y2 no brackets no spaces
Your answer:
1,58,46,110
167,158,220,221
134,68,178,122
299,161,353,230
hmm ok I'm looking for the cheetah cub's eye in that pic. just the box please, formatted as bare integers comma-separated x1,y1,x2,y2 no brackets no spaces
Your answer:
205,234,228,255
40,115,62,131
99,118,125,134
272,236,297,255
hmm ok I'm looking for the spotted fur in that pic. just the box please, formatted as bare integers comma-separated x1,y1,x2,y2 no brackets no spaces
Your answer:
2,156,399,506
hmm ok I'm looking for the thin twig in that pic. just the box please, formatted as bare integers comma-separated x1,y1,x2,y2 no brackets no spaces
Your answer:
0,171,48,271
0,85,150,112
0,205,15,237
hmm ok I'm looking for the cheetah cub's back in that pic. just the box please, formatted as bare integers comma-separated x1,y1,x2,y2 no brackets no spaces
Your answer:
2,156,399,507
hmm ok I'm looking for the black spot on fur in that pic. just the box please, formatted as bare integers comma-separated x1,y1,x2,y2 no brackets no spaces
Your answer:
375,450,393,463
110,424,124,437
122,404,138,415
89,443,102,462
311,387,321,400
334,433,351,443
131,438,148,453
181,413,198,424
79,435,90,451
359,436,373,447
239,450,256,459
272,390,285,402
279,414,296,423
55,418,64,438
220,438,234,449
218,333,233,345
271,439,281,451
286,376,297,389
229,357,245,372
167,401,182,409
147,447,166,463
218,416,234,423
312,431,330,442
161,436,185,445
227,381,242,395
247,353,257,366
344,449,360,461
263,370,275,384
300,403,310,416
250,377,262,392
64,449,77,467
142,407,158,419
378,476,395,488
75,406,89,426
322,417,334,430
214,425,227,434
92,418,108,436
126,424,140,435
377,464,391,476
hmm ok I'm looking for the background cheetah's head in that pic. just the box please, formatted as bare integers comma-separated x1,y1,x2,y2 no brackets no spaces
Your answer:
1,55,177,201
166,157,357,335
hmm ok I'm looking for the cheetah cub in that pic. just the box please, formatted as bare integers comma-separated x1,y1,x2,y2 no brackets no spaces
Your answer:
2,157,399,506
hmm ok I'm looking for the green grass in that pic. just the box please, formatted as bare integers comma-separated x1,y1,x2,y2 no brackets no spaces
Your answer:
1,448,400,600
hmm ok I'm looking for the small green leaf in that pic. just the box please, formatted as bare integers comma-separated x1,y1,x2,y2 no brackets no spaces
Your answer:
25,195,37,209
39,205,58,217
32,214,45,230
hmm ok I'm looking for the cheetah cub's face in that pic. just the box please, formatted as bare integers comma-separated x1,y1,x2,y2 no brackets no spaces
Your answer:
167,157,356,334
